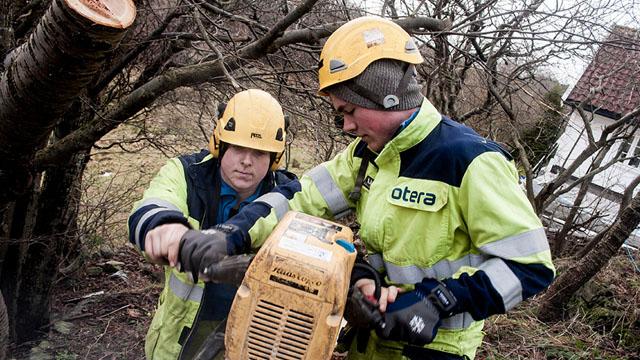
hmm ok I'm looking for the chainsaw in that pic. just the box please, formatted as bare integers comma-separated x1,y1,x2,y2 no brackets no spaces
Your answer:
182,211,374,360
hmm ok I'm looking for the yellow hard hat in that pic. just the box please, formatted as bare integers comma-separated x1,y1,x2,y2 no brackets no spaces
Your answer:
209,89,286,171
318,16,424,95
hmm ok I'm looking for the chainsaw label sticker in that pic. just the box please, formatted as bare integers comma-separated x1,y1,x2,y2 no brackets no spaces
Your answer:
280,232,333,262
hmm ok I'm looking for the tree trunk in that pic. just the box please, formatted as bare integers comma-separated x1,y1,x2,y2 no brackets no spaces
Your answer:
0,190,40,342
0,0,134,204
538,191,640,322
11,152,88,342
0,289,7,360
1,100,91,342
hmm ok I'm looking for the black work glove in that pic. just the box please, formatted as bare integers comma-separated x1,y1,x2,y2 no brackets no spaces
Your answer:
178,228,232,283
377,279,457,346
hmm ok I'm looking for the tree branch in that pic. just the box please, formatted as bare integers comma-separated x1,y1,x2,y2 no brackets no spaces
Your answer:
34,14,450,169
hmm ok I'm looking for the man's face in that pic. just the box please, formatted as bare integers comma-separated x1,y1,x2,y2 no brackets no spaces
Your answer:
220,144,271,196
330,94,400,152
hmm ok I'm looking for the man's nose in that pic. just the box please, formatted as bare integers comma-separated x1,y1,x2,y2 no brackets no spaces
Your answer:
342,115,356,133
239,151,252,165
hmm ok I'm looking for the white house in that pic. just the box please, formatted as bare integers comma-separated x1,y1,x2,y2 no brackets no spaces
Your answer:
537,26,640,245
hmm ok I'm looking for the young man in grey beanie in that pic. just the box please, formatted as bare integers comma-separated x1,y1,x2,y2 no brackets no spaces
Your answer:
178,16,555,360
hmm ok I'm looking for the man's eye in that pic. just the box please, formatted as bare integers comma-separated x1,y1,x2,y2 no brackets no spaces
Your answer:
334,114,344,129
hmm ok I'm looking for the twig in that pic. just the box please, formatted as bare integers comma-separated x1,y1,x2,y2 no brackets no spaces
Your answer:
192,4,240,90
98,304,131,319
63,290,105,304
85,317,114,360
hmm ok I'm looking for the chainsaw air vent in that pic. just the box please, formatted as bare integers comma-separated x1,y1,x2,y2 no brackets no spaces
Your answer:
246,299,314,360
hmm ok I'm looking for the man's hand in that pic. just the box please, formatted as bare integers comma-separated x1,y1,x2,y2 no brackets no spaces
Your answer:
144,223,189,266
354,278,399,313
344,286,384,329
178,228,231,283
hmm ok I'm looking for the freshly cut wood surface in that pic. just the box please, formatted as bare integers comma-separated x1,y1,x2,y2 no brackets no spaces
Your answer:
64,0,135,28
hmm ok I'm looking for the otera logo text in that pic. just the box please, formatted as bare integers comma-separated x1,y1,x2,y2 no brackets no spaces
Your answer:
391,186,436,205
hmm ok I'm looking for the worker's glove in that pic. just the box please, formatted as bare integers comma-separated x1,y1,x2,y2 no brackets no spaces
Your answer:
344,286,384,329
377,279,457,346
178,225,239,283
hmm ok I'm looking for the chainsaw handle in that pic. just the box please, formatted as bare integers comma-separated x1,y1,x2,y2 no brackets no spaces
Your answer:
200,254,254,285
352,263,382,302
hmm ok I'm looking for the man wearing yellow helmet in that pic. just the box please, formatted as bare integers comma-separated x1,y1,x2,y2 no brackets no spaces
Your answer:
127,89,296,359
181,17,555,359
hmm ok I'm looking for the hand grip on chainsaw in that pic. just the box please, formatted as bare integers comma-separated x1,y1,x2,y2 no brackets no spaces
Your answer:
344,263,384,329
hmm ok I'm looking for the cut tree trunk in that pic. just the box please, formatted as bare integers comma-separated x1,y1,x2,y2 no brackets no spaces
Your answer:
538,192,640,322
0,0,135,204
0,0,135,345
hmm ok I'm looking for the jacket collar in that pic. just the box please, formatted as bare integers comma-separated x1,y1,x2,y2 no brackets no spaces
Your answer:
387,97,441,154
367,97,441,165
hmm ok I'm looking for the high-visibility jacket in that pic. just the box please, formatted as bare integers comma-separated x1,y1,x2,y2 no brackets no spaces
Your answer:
224,98,555,359
127,150,296,359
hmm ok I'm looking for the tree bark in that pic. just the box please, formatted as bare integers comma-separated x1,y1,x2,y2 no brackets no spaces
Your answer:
538,191,640,322
0,190,39,341
8,105,90,342
11,151,88,342
0,0,134,204
0,289,6,360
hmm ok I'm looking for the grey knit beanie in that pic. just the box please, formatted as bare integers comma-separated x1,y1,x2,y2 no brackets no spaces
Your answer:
326,59,423,111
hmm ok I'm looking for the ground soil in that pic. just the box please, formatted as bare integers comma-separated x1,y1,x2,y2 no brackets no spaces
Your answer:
9,245,161,360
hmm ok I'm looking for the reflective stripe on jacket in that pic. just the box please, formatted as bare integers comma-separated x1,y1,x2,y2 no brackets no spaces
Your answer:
127,150,296,359
226,98,555,359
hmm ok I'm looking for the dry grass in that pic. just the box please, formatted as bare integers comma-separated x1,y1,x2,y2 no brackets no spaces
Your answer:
479,253,640,360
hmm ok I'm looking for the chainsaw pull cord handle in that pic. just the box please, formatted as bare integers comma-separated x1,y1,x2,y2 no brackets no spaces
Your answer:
352,262,382,302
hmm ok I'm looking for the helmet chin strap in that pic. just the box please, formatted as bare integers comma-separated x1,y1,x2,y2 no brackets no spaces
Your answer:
344,64,417,109
349,148,375,201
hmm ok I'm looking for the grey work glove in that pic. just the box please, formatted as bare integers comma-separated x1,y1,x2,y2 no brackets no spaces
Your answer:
178,228,230,283
377,279,457,346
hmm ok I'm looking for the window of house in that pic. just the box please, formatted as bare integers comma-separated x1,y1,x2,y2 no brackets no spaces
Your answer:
620,137,640,167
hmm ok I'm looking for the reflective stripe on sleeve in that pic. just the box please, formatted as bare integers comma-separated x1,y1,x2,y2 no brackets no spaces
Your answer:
384,254,489,284
169,272,203,302
135,197,182,212
255,192,290,221
479,258,522,311
307,165,351,219
367,253,385,272
134,208,172,249
479,228,549,259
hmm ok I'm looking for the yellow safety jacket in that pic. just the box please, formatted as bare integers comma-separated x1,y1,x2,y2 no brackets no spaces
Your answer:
128,150,295,359
224,98,555,359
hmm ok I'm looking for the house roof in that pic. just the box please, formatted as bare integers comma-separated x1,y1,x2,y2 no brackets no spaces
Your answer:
565,26,640,119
